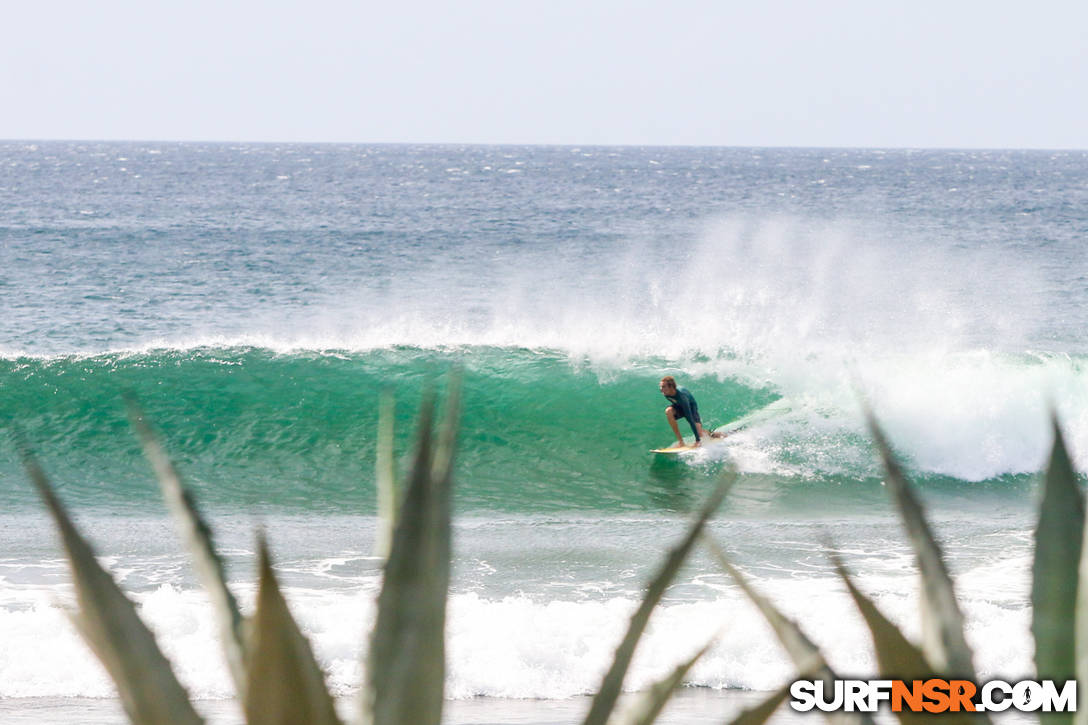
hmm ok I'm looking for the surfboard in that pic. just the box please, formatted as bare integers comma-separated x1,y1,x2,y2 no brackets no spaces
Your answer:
651,437,725,454
651,444,699,454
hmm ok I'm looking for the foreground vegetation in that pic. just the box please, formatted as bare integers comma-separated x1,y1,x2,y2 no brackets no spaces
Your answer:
15,377,1087,724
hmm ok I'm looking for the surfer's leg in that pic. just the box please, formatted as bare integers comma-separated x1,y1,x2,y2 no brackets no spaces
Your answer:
697,422,724,439
665,406,684,444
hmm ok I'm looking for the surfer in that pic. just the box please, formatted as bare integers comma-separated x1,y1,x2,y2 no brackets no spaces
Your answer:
659,376,724,447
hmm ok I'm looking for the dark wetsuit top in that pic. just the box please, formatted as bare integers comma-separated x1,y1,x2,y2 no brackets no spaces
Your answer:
664,387,702,441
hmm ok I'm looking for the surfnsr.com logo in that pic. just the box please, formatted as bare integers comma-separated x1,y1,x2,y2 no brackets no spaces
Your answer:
790,679,1077,713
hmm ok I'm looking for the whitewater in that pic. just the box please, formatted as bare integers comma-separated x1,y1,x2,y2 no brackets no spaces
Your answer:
1,142,1085,722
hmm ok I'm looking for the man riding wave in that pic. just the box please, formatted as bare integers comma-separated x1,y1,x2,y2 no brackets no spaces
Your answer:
659,375,724,448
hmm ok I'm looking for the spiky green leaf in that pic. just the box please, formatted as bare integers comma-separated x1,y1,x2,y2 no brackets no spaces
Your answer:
582,474,733,725
708,540,825,674
1071,431,1088,725
243,535,341,725
126,396,248,699
431,369,462,487
364,378,459,725
830,552,932,679
374,391,398,560
726,682,792,725
865,411,975,678
614,639,715,725
708,540,875,725
21,441,203,725
1035,419,1083,692
829,553,983,725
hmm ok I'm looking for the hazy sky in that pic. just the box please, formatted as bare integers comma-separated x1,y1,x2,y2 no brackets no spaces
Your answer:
4,1,1087,149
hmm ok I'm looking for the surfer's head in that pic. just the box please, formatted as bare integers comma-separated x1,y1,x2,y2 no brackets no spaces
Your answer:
659,376,677,395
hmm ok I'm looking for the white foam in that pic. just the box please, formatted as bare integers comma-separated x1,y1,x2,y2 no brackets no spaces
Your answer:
0,563,1032,700
716,349,1088,481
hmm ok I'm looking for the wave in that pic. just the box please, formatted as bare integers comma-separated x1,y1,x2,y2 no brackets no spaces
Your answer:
1,344,1084,514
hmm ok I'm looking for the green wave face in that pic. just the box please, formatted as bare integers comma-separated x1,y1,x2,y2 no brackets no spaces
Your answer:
3,345,1069,517
1,347,782,513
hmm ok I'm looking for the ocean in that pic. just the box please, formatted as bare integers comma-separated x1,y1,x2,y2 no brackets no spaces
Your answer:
2,141,1086,723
